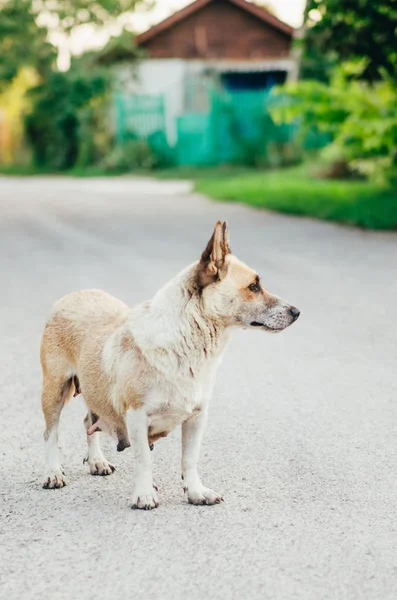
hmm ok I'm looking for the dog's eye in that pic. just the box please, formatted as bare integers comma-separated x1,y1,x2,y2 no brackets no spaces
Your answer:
248,282,260,293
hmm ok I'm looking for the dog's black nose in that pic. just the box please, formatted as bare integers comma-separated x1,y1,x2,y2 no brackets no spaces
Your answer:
289,306,300,320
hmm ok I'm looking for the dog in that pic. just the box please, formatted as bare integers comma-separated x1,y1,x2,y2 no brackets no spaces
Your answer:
40,221,299,509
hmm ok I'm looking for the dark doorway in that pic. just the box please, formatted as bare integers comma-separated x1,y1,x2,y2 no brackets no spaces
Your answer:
221,70,287,92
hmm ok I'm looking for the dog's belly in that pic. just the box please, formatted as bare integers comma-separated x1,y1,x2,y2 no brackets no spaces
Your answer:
143,383,204,439
148,406,201,437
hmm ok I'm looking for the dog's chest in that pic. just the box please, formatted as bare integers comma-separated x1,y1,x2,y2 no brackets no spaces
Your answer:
134,329,228,436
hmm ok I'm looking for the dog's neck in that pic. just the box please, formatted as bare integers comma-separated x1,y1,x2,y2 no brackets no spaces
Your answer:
127,263,229,361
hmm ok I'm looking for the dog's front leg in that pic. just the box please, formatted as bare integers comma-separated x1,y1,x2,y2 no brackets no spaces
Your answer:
182,410,223,505
131,407,158,510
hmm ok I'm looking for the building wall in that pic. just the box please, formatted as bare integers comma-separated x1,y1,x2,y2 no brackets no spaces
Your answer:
140,0,291,60
118,56,297,143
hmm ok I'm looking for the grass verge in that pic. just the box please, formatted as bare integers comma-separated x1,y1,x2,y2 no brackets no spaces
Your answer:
0,164,125,177
193,165,397,230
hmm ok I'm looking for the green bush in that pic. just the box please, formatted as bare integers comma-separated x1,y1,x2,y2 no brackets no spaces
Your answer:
24,67,111,170
273,63,397,183
100,139,159,172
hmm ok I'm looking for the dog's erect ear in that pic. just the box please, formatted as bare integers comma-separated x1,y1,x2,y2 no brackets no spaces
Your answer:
201,221,231,267
221,221,231,255
196,221,231,288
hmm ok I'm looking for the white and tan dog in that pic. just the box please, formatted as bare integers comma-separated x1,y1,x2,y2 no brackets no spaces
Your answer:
40,221,299,509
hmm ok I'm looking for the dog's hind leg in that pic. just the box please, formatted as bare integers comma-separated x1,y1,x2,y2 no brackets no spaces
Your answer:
42,375,73,489
83,411,116,476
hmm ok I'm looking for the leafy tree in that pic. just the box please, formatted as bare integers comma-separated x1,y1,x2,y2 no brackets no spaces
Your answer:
23,25,145,170
0,0,54,89
34,0,152,33
25,65,111,170
274,64,397,182
80,29,144,67
0,0,150,169
302,0,397,82
0,0,150,88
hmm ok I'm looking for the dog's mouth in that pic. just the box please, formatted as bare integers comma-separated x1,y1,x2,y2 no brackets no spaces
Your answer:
250,321,282,332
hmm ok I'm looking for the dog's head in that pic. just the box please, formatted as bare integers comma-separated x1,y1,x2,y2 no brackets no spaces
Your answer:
195,221,300,332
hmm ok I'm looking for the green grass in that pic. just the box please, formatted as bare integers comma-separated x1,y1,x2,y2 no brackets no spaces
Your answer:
154,165,255,180
193,165,397,230
65,165,125,177
0,164,56,176
0,164,125,177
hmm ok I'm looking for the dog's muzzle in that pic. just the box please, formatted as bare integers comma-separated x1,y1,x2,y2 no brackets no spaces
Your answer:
250,305,300,330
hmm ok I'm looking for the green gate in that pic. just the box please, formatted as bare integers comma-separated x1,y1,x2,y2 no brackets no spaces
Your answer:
175,88,299,167
114,92,170,160
114,88,327,168
175,113,214,166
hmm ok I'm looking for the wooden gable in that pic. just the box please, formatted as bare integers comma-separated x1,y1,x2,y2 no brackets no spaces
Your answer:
136,0,294,60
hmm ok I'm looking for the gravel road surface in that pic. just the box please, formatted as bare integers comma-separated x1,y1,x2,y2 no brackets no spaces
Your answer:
1,176,397,600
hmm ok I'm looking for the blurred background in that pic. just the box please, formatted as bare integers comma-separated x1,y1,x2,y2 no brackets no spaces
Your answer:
0,0,396,230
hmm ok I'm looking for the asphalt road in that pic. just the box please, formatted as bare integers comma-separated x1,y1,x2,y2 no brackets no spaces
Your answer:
1,176,397,600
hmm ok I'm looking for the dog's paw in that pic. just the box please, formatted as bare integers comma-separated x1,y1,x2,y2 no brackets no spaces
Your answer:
131,486,159,510
42,468,66,489
185,486,224,506
84,456,115,476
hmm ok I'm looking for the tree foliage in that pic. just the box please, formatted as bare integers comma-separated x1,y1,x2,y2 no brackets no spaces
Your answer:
0,0,149,88
0,0,149,169
302,0,397,82
0,0,55,89
275,64,397,182
81,29,144,67
34,0,152,33
24,65,111,170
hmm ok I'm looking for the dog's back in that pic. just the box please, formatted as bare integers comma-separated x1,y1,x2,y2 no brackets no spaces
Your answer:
41,289,128,372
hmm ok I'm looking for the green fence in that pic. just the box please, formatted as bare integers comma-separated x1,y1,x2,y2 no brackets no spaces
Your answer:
114,87,328,168
114,92,170,162
175,113,213,166
114,93,166,143
175,89,302,167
